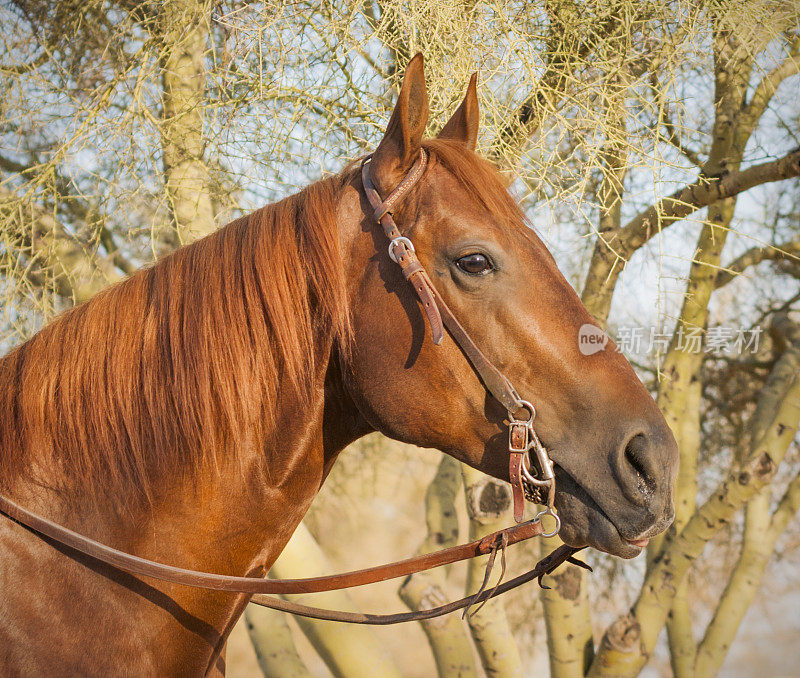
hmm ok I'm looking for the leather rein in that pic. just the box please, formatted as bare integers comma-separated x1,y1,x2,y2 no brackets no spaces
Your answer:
0,149,585,625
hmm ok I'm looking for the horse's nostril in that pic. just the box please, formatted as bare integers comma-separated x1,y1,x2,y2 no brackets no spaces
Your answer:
623,433,657,498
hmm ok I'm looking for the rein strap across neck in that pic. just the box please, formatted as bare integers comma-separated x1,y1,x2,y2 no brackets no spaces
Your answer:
0,492,584,624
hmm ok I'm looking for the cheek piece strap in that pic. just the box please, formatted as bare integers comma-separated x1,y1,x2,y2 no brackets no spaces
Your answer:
360,150,557,525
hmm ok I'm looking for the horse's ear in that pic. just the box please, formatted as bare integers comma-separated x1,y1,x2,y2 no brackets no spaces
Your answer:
438,73,479,150
371,53,429,192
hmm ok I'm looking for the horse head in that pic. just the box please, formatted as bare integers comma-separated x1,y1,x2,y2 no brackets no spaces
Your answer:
341,55,678,558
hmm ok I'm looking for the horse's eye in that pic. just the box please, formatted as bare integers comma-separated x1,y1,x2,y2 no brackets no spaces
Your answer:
456,253,493,275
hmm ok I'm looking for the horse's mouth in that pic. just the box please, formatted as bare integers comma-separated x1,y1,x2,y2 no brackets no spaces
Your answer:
551,464,662,559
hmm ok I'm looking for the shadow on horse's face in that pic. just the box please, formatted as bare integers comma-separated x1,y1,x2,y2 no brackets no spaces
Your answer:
341,55,677,558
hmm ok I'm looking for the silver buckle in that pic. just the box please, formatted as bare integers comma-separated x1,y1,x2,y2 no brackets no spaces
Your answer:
388,236,415,263
534,507,561,537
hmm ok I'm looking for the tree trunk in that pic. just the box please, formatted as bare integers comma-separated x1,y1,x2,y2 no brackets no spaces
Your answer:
694,320,800,676
540,537,594,677
589,329,800,677
270,522,403,678
244,605,312,678
461,465,524,677
158,0,216,243
398,454,478,677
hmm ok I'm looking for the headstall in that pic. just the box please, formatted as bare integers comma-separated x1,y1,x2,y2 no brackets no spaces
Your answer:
360,149,559,528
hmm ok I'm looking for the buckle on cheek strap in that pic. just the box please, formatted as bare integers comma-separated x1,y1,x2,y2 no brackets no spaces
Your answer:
361,152,444,345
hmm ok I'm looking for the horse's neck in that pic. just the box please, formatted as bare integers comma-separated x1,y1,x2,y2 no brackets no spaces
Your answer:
0,179,376,672
116,357,367,670
3,357,366,674
143,388,330,571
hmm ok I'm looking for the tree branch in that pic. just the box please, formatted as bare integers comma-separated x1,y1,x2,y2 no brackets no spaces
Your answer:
460,464,523,676
398,455,477,678
620,149,800,257
244,605,312,678
649,72,703,168
768,466,800,541
490,0,601,161
157,0,216,243
694,488,772,677
693,319,800,675
98,226,137,277
269,522,403,677
582,149,800,323
715,236,800,288
736,34,800,148
0,185,120,303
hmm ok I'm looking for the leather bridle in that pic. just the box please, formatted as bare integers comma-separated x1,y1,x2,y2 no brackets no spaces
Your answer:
0,149,583,626
360,149,557,525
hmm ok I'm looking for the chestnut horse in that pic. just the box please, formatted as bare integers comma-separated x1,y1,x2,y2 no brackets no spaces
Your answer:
0,55,677,675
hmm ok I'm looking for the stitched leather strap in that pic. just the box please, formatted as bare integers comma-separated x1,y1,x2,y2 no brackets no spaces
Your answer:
429,285,525,414
362,153,445,345
0,492,544,595
0,492,586,625
249,543,587,624
509,418,530,523
360,152,524,414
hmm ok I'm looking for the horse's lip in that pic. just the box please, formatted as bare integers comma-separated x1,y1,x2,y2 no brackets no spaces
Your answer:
550,462,649,556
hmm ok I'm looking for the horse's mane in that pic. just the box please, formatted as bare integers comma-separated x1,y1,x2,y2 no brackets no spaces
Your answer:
0,172,352,505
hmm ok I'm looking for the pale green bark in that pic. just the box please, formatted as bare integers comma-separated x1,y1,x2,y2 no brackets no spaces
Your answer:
270,522,403,678
399,455,478,678
461,464,524,677
158,0,216,243
589,331,800,677
693,489,772,677
581,147,800,321
657,200,735,677
244,605,311,678
539,58,629,677
653,24,753,674
0,186,120,304
584,20,800,675
693,321,800,677
581,61,629,324
540,537,594,678
399,574,478,678
581,25,800,323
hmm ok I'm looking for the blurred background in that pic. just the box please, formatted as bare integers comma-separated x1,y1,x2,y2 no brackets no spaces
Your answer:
1,1,799,676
